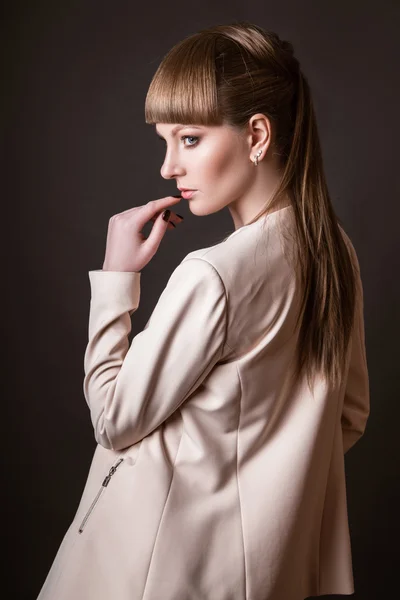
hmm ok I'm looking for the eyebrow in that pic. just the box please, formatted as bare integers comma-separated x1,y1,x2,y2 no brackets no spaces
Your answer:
155,124,203,138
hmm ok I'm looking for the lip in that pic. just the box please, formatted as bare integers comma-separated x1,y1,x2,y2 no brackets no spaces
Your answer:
180,190,196,199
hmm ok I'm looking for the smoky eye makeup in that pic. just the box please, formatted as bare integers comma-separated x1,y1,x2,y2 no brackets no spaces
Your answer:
181,135,199,147
157,134,200,148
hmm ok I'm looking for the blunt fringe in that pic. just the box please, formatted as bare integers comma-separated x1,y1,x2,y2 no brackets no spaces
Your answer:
144,20,359,391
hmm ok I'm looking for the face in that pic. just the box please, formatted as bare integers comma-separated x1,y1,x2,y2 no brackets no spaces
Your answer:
155,122,255,217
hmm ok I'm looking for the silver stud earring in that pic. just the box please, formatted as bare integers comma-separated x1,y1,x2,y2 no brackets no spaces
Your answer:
252,149,262,166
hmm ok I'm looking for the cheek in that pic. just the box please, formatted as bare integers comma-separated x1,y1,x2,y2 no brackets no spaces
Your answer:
196,143,246,185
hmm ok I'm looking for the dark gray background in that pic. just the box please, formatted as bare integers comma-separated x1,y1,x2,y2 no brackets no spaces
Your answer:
2,1,399,598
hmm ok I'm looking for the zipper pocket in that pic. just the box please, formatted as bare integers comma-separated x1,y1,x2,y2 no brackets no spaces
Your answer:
78,456,125,534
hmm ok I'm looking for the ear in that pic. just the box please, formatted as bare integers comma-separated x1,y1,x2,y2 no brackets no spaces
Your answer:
247,113,272,160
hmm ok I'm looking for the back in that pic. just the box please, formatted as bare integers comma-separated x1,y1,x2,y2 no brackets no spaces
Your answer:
180,203,370,598
37,204,370,600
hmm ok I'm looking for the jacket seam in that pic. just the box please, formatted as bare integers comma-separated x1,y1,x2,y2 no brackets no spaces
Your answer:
181,257,235,356
235,363,248,600
141,418,184,599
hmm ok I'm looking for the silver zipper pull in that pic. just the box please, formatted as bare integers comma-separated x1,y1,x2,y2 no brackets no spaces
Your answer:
78,457,125,534
101,457,124,487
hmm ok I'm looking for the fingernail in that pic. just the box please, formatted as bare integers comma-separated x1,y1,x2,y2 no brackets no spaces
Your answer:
162,209,171,222
175,213,184,220
172,194,182,198
170,221,176,228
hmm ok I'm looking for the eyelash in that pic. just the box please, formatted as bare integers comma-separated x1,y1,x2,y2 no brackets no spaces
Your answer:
159,135,200,149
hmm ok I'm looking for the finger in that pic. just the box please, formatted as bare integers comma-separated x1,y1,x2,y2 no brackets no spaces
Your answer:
150,211,183,225
163,220,176,230
144,209,173,252
135,195,182,230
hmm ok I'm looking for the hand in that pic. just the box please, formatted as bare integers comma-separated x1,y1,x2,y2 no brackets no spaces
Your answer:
102,195,183,272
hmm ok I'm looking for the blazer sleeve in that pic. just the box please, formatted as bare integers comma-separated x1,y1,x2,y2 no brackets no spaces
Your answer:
341,253,370,454
83,257,228,451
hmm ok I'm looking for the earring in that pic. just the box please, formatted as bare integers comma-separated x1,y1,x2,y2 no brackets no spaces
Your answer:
252,149,262,166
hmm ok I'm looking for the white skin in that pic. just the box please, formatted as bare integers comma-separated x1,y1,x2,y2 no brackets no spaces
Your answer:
156,113,292,230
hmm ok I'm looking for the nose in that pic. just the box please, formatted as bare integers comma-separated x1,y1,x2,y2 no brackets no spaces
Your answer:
160,151,185,180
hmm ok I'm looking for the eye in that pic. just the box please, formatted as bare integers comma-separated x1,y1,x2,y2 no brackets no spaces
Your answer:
157,135,200,149
180,135,199,148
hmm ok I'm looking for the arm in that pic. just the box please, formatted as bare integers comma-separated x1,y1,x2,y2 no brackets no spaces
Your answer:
83,257,227,451
341,255,370,454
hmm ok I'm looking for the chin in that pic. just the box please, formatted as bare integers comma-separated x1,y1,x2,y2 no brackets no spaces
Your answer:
188,198,224,217
188,205,211,216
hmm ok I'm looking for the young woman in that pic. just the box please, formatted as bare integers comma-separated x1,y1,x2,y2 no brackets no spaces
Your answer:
37,21,370,600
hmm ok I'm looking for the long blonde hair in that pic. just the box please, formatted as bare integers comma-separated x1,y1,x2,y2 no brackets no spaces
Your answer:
144,20,358,390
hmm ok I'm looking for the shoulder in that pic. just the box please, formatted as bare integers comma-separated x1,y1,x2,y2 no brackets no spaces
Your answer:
164,253,228,304
178,206,295,291
179,245,233,295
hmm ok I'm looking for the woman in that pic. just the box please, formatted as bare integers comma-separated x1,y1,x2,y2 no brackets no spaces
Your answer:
37,21,370,600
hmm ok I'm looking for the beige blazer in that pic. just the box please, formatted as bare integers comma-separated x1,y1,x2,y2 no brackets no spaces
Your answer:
37,205,370,600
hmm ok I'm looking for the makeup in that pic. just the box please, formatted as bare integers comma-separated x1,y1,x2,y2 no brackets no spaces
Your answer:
181,190,196,199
